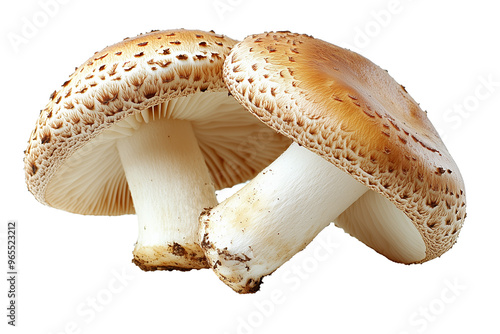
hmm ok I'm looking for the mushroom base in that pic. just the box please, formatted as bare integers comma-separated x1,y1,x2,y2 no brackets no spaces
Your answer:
133,243,208,271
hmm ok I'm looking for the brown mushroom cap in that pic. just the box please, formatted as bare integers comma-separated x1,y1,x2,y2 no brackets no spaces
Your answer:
223,31,466,263
24,29,290,215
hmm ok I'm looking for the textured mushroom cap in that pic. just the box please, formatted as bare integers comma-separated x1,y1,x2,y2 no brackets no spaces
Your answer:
24,29,290,215
223,31,466,263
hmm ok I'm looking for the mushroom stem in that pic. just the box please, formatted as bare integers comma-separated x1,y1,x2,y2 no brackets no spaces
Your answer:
117,118,216,271
199,142,369,293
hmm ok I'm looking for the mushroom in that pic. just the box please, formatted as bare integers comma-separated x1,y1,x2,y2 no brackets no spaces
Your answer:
24,29,291,272
199,31,467,293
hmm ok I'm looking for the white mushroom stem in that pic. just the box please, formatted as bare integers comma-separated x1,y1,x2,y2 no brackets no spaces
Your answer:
200,142,369,293
117,118,217,271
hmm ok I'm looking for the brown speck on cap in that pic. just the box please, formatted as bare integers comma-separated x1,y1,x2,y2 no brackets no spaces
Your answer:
223,31,466,264
94,53,108,61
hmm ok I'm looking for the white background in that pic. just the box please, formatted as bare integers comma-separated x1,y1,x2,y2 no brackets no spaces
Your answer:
1,0,499,333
